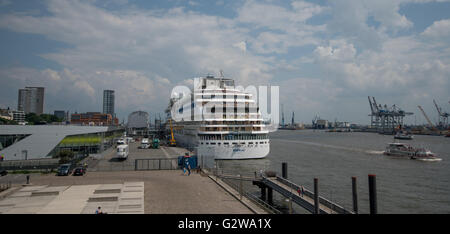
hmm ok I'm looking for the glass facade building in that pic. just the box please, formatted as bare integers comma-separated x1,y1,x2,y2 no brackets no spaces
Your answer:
103,90,115,117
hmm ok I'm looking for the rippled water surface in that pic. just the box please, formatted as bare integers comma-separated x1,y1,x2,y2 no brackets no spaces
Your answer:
216,130,450,214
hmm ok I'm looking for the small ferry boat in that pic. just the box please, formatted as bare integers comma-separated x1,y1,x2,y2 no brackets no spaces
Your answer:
394,131,413,140
383,143,442,161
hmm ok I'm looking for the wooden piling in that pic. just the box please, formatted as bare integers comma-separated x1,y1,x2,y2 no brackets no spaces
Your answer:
368,174,377,214
352,177,358,214
282,162,288,179
267,187,273,205
314,178,319,214
261,186,266,201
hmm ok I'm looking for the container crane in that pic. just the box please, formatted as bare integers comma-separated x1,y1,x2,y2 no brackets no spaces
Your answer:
433,99,449,128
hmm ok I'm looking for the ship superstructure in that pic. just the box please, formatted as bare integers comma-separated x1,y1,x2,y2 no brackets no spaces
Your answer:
166,74,270,159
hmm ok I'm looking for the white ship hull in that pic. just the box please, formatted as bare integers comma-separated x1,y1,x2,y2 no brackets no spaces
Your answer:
174,132,270,159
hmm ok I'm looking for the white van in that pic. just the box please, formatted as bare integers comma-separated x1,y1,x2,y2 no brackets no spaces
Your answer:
117,144,129,159
117,138,126,145
140,138,150,149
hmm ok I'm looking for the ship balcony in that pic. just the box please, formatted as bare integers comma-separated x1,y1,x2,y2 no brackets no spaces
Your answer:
197,130,269,134
197,99,254,103
200,126,263,131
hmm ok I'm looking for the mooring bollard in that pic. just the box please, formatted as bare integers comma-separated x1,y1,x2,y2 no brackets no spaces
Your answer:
314,178,319,214
26,175,30,184
282,162,288,179
352,177,358,214
368,174,377,214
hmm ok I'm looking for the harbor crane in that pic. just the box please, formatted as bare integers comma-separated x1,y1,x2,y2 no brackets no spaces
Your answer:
417,105,438,133
433,99,449,128
368,96,413,134
168,119,176,147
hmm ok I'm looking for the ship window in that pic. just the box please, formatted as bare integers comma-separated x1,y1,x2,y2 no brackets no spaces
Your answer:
206,142,209,145
260,142,264,144
211,142,216,145
224,142,229,145
232,142,237,145
249,142,253,144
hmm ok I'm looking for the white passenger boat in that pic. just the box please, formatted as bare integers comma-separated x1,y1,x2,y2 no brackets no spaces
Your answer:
394,131,413,140
383,143,441,161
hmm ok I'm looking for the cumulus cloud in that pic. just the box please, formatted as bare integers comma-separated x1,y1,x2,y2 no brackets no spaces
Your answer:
421,19,450,40
0,0,449,123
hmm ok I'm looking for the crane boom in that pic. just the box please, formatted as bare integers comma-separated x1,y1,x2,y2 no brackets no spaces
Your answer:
418,105,436,130
372,97,379,111
433,99,442,116
368,96,374,114
168,119,176,146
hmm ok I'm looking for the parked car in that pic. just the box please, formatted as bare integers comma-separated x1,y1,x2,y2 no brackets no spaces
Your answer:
72,167,86,176
57,164,72,176
0,169,7,176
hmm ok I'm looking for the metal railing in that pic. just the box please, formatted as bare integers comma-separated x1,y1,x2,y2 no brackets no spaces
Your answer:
275,176,353,214
135,158,179,171
0,159,60,171
208,168,281,214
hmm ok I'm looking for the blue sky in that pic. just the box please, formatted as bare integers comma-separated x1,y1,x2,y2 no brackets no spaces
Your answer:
0,0,449,125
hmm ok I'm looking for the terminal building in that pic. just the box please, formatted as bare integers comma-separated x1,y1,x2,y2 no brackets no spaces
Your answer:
0,125,124,161
127,111,149,136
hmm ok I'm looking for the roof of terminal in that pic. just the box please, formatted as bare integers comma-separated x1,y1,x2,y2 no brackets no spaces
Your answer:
0,125,117,160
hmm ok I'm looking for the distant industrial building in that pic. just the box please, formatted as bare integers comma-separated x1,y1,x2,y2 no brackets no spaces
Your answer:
103,90,115,117
315,119,328,129
18,87,45,115
53,110,66,120
71,112,119,126
127,111,149,136
312,115,329,129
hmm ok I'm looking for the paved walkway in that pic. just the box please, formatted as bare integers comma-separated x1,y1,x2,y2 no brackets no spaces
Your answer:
0,170,254,214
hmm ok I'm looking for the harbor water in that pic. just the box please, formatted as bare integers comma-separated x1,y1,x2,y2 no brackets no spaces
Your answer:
216,130,450,214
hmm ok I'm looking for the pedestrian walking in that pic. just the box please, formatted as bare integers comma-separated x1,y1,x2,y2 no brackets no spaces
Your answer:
95,206,103,214
301,186,305,197
184,152,191,176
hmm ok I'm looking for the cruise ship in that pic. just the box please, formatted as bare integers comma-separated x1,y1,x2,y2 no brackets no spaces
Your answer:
166,74,270,159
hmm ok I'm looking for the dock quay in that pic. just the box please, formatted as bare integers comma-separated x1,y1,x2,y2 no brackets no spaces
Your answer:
0,142,261,214
1,141,378,214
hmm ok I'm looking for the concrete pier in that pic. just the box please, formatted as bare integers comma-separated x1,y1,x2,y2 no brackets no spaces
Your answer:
0,142,255,214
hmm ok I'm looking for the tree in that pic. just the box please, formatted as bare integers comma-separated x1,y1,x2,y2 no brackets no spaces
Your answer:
53,150,75,164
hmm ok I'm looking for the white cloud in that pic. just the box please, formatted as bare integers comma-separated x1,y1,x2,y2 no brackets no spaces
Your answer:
421,19,450,40
0,0,449,123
